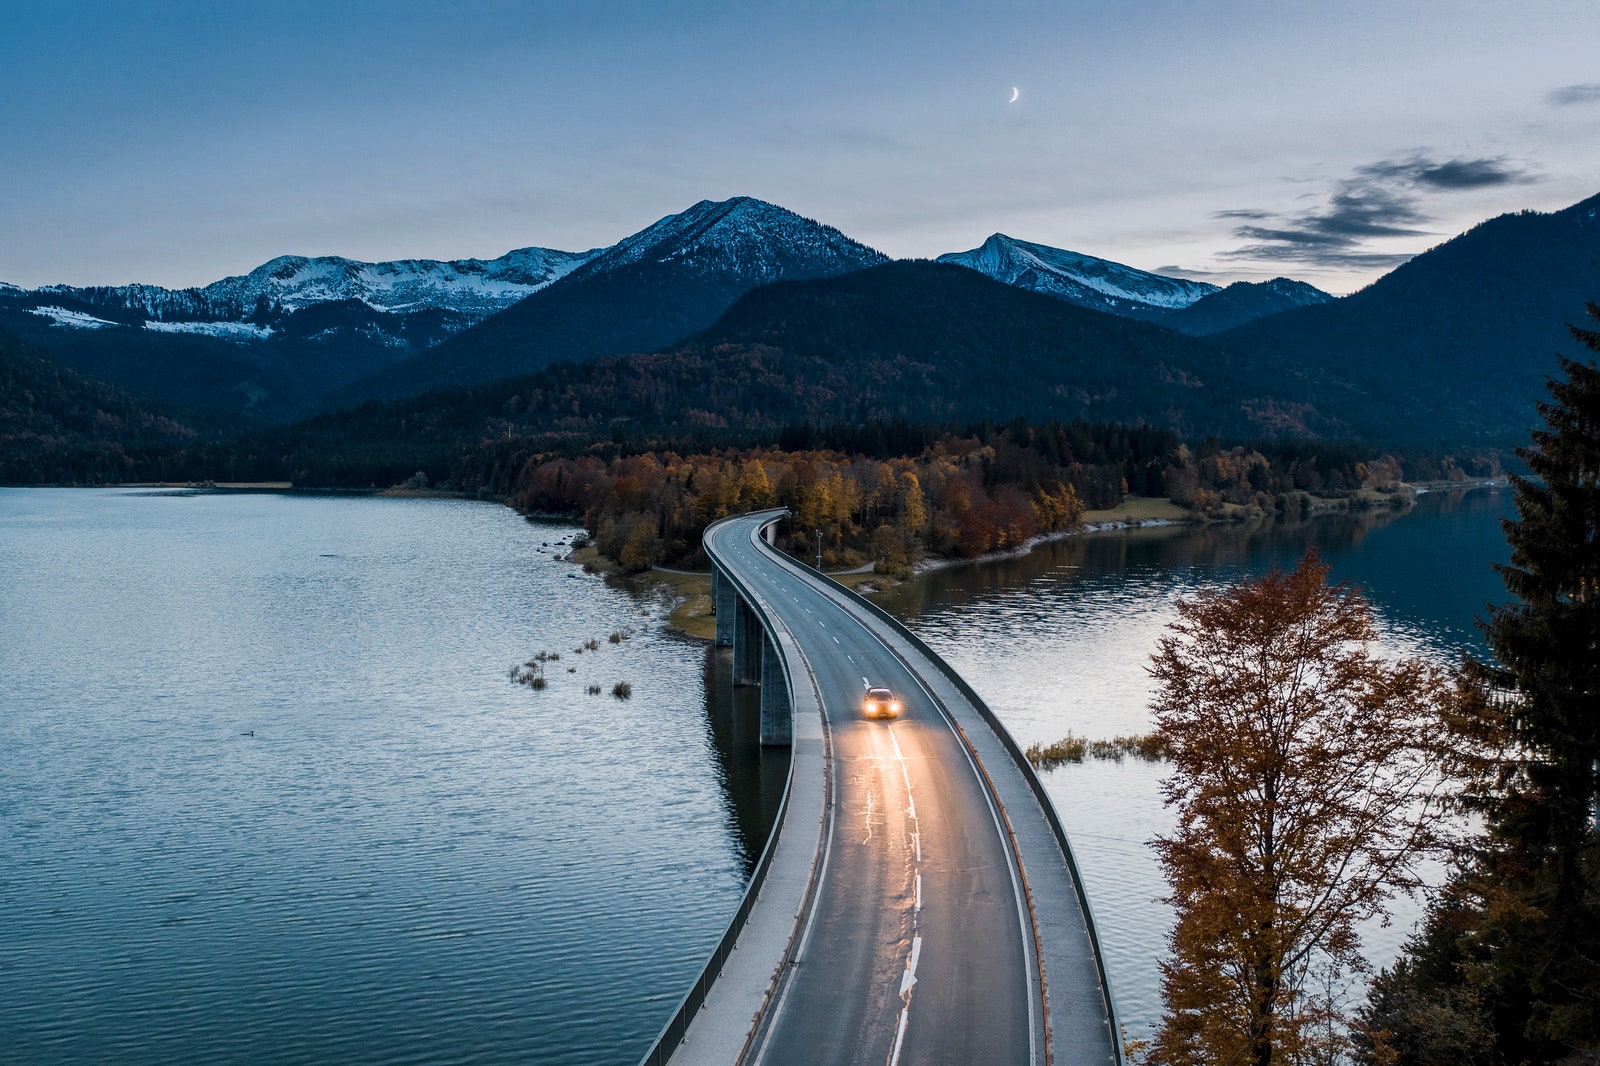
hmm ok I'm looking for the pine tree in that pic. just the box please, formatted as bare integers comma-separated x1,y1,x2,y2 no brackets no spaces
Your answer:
1473,304,1600,1058
1359,304,1600,1064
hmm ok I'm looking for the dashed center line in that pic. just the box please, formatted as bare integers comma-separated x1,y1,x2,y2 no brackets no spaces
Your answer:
887,721,925,1066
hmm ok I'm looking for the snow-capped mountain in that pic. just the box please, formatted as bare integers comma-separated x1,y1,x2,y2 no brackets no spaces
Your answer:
13,245,597,329
936,234,1219,321
349,197,891,400
198,247,596,317
1161,277,1333,336
571,196,889,283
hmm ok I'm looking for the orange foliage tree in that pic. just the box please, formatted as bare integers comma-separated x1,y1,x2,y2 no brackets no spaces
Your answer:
510,439,1088,573
1147,551,1455,1066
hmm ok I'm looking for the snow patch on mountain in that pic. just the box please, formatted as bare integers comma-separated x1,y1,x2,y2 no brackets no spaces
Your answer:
200,246,597,316
145,319,275,340
30,306,119,330
937,234,1219,318
8,245,599,335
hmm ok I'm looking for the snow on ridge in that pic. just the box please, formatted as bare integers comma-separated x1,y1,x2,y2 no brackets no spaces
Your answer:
144,319,275,340
29,306,119,330
192,245,598,315
940,234,1219,311
577,196,888,281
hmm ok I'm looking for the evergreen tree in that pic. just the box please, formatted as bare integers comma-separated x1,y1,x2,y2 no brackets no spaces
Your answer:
1360,304,1600,1064
1473,304,1600,1059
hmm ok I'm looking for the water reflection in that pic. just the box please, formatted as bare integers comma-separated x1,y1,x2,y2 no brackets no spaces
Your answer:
0,490,762,1066
701,646,789,874
871,486,1515,1041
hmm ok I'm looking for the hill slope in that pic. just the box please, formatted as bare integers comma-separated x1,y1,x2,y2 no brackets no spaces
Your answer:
301,261,1341,457
1218,191,1600,445
0,326,217,483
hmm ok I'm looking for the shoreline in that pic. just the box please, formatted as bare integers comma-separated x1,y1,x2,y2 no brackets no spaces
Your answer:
567,478,1512,635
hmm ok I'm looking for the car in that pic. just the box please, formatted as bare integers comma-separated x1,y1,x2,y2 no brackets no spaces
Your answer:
862,686,901,719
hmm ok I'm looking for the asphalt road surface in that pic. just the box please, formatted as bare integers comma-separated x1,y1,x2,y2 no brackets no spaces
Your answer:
705,515,1042,1066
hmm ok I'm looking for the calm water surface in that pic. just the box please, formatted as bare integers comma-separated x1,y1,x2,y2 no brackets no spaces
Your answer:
0,489,781,1065
2,486,1512,1057
872,486,1515,1042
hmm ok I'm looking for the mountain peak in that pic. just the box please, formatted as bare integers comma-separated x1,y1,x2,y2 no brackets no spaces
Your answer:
1162,276,1333,336
937,234,1218,321
575,196,889,282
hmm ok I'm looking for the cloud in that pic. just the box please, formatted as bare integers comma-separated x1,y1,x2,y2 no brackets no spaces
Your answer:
1356,154,1534,190
1546,83,1600,106
1153,264,1241,281
1217,152,1536,267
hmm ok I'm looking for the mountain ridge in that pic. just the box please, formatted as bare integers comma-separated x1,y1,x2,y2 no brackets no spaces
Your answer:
1165,277,1333,336
13,244,597,325
336,196,892,402
936,232,1220,321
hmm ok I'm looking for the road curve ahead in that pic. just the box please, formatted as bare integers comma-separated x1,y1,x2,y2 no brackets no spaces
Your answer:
705,513,1063,1066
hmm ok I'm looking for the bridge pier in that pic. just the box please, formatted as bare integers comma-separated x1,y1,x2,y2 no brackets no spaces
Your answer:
712,566,737,647
759,630,792,747
732,595,762,686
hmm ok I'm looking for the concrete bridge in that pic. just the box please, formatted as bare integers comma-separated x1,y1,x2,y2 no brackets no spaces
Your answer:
641,510,1122,1066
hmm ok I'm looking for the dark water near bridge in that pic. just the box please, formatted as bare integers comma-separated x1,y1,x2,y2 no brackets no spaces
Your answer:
0,489,782,1066
871,485,1516,1041
1,486,1512,1059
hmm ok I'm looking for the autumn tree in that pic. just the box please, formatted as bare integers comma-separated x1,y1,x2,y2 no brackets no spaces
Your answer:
1148,550,1454,1066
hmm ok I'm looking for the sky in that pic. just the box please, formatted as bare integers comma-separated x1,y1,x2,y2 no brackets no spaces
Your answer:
3,0,1597,295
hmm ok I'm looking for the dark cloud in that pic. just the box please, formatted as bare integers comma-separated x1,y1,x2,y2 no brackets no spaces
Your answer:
1546,83,1600,106
1357,154,1534,190
1154,264,1238,280
1219,152,1535,267
1218,244,1416,269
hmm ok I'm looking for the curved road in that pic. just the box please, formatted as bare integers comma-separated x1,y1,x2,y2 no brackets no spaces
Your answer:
706,514,1043,1066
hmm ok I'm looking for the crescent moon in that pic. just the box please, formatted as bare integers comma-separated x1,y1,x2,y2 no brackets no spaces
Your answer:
1009,86,1020,103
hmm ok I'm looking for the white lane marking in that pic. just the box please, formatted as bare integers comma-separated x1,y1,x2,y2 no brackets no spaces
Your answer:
907,795,916,821
888,725,913,793
889,1006,911,1066
916,873,922,913
847,655,855,664
833,636,840,644
914,830,921,863
899,935,922,995
861,676,869,688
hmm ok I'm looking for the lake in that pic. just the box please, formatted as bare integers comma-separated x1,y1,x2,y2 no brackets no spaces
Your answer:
0,488,781,1066
870,485,1516,1041
1,485,1513,1058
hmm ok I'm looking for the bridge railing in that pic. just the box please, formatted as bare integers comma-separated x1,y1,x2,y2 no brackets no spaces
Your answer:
779,541,1126,1065
636,512,799,1066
